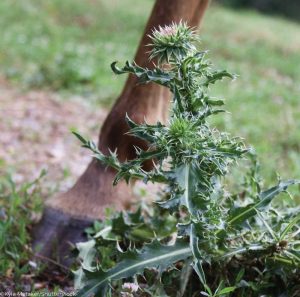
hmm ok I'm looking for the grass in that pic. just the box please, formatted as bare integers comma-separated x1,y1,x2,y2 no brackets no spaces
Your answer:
0,0,299,185
202,6,300,185
0,171,73,291
0,171,44,289
0,0,153,105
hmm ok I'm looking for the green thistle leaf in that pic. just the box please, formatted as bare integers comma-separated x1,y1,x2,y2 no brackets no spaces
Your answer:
227,180,300,227
111,61,173,86
77,240,191,297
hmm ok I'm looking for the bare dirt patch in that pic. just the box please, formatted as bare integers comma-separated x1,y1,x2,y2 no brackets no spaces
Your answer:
0,80,106,192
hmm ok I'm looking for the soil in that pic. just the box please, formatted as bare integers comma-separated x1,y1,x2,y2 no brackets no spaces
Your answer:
0,78,105,191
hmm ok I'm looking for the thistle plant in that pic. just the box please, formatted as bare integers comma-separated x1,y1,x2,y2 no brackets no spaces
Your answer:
73,23,300,297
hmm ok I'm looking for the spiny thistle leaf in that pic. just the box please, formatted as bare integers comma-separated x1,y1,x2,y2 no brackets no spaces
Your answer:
203,70,235,87
77,240,191,297
227,180,300,227
111,61,173,86
74,239,97,290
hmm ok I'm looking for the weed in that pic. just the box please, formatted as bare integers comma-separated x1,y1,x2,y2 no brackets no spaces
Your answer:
74,23,300,296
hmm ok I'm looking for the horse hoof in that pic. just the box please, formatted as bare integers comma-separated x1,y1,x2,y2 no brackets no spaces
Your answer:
32,207,93,267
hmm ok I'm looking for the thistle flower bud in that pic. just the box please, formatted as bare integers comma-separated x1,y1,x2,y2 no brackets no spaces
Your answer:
149,21,198,64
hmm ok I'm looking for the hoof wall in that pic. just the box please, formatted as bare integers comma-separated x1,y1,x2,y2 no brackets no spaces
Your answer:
32,207,93,267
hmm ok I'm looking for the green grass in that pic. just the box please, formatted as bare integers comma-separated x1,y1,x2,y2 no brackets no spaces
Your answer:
0,0,299,188
202,6,300,183
0,172,44,288
0,0,153,104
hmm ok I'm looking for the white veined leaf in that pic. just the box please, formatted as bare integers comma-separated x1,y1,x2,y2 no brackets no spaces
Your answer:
77,239,191,297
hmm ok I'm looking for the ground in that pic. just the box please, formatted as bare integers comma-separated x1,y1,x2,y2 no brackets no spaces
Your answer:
0,77,104,192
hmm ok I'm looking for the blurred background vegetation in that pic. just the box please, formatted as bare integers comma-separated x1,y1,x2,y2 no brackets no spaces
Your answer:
0,0,299,183
219,0,300,21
